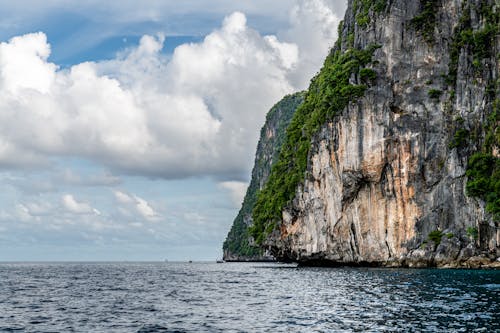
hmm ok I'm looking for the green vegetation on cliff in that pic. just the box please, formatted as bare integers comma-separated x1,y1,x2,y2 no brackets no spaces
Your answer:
466,97,500,220
352,0,387,27
447,1,500,221
466,152,500,219
223,92,304,258
250,44,379,244
411,0,439,43
447,1,498,85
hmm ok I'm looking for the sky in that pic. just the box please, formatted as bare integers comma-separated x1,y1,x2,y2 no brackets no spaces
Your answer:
0,0,347,261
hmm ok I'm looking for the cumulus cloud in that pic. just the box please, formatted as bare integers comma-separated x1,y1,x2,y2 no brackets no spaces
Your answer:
0,1,348,260
23,201,54,216
0,32,56,94
283,0,343,88
62,194,100,215
0,1,342,181
114,190,160,221
7,200,54,223
114,190,134,204
14,204,34,222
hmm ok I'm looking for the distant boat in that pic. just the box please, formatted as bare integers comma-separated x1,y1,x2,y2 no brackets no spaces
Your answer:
216,259,224,263
188,260,193,263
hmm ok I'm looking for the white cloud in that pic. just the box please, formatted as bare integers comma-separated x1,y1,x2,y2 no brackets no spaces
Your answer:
0,1,343,181
62,194,99,215
219,181,248,208
114,190,134,204
134,195,158,220
0,0,298,67
3,201,52,223
114,190,160,221
15,204,33,222
0,32,55,94
282,0,343,89
24,201,53,216
0,1,347,260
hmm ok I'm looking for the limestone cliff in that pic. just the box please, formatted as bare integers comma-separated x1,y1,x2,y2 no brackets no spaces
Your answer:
252,0,499,268
223,93,304,261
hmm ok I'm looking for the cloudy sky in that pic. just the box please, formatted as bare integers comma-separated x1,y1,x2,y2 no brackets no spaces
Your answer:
0,0,346,261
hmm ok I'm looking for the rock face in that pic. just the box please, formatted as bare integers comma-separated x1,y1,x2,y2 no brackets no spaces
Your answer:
223,93,304,261
263,0,499,268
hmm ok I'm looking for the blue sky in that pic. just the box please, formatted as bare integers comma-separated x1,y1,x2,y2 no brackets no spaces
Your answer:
0,0,346,261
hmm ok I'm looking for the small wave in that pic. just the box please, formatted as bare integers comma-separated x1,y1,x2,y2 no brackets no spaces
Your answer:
482,284,500,289
137,324,181,333
0,263,498,332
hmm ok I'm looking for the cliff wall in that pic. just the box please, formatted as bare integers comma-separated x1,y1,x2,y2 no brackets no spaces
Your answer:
223,93,304,261
254,0,499,268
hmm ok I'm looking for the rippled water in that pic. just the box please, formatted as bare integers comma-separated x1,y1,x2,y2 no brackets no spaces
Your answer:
0,262,498,332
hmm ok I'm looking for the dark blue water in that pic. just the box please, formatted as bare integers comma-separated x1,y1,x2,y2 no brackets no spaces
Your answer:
0,262,498,332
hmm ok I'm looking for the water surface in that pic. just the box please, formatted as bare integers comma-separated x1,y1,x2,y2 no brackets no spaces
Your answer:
0,262,498,332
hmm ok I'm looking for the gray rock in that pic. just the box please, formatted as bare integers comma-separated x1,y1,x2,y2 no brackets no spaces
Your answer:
265,0,499,268
222,92,304,261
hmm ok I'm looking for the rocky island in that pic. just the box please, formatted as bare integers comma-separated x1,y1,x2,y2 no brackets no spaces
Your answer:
224,0,499,268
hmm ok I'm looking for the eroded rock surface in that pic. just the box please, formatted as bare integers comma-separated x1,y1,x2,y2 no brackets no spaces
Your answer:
267,0,499,268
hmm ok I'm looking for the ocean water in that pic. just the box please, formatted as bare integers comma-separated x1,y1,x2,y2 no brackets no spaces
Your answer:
0,262,498,332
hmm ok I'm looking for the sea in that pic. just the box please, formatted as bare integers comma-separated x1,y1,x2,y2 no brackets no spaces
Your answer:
0,262,498,332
